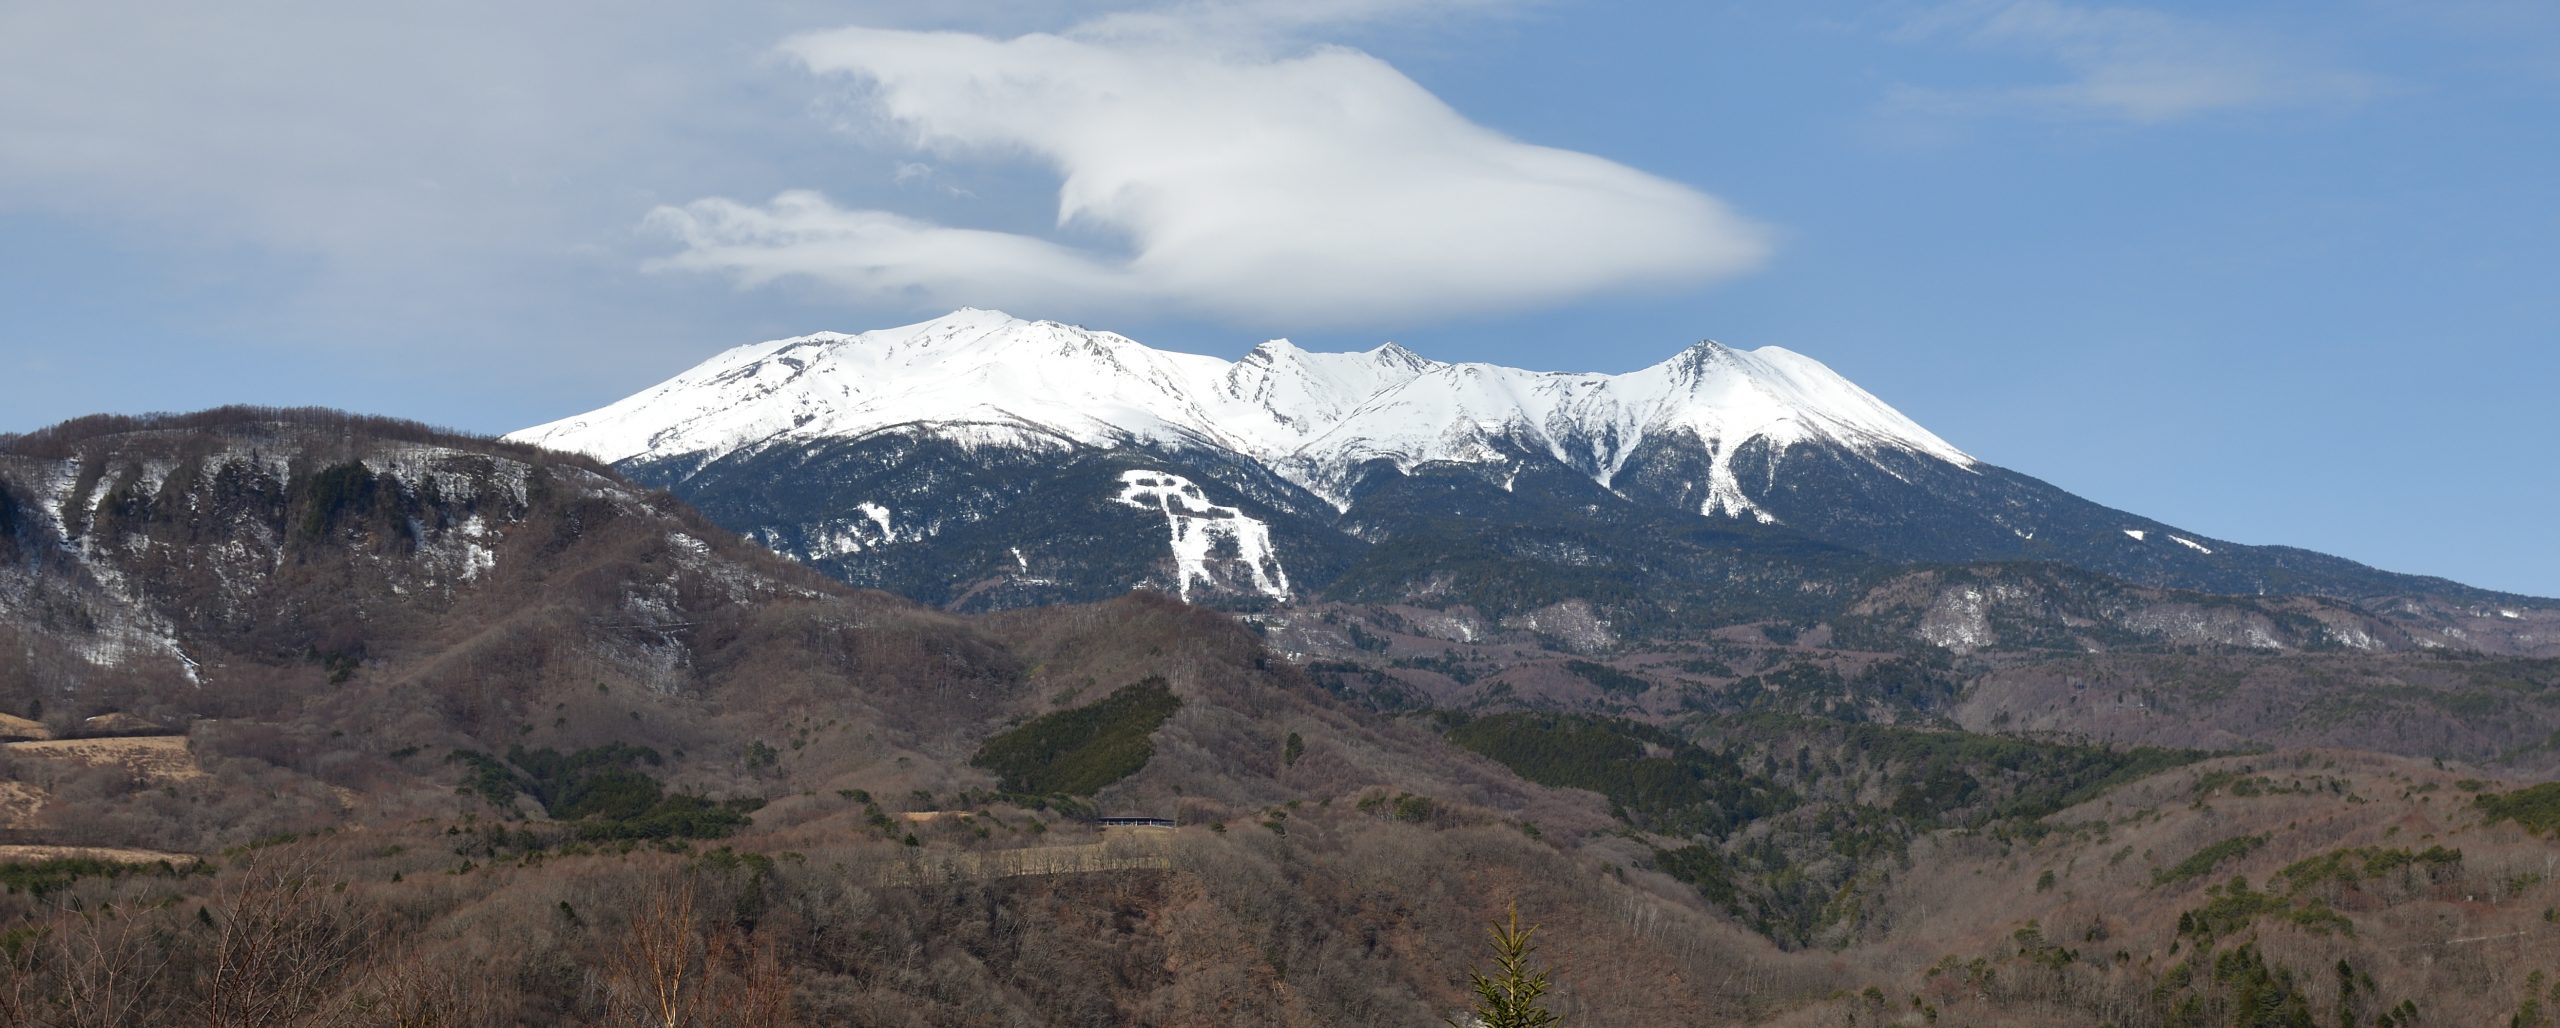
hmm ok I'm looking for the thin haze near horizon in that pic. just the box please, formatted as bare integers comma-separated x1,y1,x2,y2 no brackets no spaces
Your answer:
1,1,2553,596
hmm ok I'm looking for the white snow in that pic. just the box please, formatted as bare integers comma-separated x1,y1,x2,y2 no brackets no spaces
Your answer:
463,542,496,583
856,502,894,538
510,309,1978,519
785,503,911,558
35,460,80,538
807,524,873,556
1111,470,1290,601
2123,529,2148,542
2170,535,2213,555
1694,440,1777,523
457,515,496,581
1920,587,1995,653
1011,546,1030,572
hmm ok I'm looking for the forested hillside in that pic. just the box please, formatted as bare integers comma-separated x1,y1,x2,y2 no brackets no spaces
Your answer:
0,410,2553,1025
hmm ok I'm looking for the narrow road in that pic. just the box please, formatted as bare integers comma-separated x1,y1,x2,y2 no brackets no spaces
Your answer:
847,828,1178,886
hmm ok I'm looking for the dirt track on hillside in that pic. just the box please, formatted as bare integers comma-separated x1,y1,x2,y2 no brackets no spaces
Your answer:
848,828,1179,886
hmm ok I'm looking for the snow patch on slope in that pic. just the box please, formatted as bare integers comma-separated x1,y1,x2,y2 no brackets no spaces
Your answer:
1111,470,1290,601
776,501,917,560
856,502,894,539
1695,441,1776,523
454,515,496,581
1921,586,1998,653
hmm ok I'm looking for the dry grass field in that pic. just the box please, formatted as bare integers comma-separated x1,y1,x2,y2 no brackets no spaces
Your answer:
4,733,205,781
0,732,210,832
0,843,194,864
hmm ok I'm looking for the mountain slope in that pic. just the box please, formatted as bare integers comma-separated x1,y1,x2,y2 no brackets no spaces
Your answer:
509,308,1970,511
0,408,1839,1024
5,410,2557,1026
511,311,2553,645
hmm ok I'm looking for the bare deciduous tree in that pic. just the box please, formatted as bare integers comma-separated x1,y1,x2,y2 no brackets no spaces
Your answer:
199,849,371,1028
605,878,705,1028
22,902,176,1028
709,925,796,1028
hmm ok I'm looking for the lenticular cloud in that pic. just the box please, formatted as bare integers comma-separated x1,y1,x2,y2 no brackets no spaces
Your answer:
649,25,1769,325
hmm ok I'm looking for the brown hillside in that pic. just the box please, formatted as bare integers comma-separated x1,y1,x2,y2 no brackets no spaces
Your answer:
1,410,2553,1026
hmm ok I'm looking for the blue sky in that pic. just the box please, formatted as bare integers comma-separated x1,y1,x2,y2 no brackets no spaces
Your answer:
2,1,2554,595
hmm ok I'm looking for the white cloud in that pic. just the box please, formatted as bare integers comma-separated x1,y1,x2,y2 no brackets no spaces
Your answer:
0,1,860,348
892,162,975,198
0,3,1133,351
1074,0,1532,46
1895,0,2376,124
649,17,1766,325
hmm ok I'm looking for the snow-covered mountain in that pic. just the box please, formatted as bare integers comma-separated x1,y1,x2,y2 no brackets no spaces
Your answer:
514,308,1971,517
509,310,2549,634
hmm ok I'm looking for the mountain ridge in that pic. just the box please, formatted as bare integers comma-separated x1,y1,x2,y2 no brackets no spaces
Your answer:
510,308,1974,514
506,311,2554,651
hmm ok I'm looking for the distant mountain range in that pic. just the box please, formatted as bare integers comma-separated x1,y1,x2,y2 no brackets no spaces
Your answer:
509,310,2552,653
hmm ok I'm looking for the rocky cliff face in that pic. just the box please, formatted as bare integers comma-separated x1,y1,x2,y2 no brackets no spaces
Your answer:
0,408,843,727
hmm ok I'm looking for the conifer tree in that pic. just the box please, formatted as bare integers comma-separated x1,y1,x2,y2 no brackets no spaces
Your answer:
1450,904,1563,1028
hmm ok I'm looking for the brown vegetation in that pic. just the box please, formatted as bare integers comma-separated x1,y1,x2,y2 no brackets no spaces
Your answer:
2,412,2556,1025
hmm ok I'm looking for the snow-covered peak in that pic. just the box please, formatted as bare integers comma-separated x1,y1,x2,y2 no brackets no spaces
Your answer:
1367,342,1439,372
1619,340,1973,468
1663,338,1740,376
1220,337,1442,434
511,309,1238,465
510,310,1974,512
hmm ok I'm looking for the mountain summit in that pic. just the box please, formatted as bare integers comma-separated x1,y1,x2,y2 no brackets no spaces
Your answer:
508,311,2548,648
512,309,1971,514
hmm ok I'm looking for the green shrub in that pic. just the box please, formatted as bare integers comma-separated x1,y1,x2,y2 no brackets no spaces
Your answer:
2476,782,2560,835
1649,845,1739,907
574,794,760,841
448,742,756,840
2167,842,2459,945
2176,878,2289,942
1446,712,1790,839
1831,723,2198,824
2155,834,2268,887
1563,660,1649,696
2276,846,2461,890
972,677,1182,797
0,857,202,897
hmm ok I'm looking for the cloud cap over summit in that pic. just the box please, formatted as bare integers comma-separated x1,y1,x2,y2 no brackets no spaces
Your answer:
649,22,1771,325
